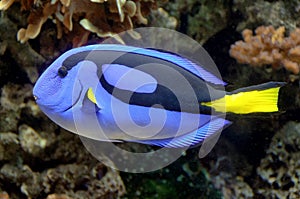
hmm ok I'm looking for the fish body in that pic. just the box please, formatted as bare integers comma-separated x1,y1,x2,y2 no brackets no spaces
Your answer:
33,44,284,147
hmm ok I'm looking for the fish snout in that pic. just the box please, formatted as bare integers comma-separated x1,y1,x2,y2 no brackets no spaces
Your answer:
32,87,40,102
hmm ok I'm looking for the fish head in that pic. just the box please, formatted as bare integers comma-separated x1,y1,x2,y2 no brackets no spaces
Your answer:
32,47,91,131
33,45,109,108
33,45,106,132
34,52,78,107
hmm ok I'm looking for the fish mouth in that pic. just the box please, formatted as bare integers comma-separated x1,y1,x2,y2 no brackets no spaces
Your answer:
63,80,83,112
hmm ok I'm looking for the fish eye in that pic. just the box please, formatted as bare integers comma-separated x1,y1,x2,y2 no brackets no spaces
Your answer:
58,66,68,77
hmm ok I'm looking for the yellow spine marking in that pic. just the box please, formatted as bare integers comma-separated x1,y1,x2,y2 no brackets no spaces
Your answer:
201,87,281,114
87,88,97,104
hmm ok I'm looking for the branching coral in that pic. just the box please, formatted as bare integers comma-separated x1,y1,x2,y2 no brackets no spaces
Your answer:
0,0,14,10
230,26,300,74
0,0,157,46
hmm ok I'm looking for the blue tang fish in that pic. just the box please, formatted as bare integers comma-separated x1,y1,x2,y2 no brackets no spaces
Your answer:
33,44,284,148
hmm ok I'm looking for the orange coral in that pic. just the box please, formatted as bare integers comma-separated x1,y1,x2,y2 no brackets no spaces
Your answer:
0,0,14,10
0,0,157,47
230,26,300,74
0,192,9,199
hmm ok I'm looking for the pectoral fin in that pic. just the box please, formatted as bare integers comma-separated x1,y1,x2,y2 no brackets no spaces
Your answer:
82,88,101,113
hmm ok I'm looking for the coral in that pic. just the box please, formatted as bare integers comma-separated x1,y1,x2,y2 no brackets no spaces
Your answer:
230,26,300,74
0,192,9,199
0,0,158,47
255,122,300,198
0,0,14,10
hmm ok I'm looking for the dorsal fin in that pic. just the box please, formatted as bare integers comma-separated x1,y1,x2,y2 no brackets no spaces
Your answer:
74,44,227,86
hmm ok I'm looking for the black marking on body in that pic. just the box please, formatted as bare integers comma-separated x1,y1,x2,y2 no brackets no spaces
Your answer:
61,49,225,113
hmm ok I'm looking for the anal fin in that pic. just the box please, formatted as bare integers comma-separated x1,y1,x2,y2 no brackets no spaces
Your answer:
131,118,231,148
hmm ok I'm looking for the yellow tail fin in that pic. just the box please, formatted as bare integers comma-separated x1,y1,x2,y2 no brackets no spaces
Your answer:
201,82,284,114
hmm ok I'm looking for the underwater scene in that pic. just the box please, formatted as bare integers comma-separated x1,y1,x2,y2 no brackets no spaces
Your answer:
0,0,300,198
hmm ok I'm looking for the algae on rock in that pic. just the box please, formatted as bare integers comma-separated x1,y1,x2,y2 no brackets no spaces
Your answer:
165,0,230,44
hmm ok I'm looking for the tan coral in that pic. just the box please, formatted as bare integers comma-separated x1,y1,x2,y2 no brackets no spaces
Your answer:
80,19,116,38
230,26,300,74
124,0,136,17
1,0,158,46
288,46,300,63
68,23,90,47
282,59,300,74
60,0,70,7
135,1,148,24
17,2,58,43
117,0,127,22
271,26,285,44
0,192,9,199
0,0,15,10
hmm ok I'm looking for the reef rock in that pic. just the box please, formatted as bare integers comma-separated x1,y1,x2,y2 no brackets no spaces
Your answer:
256,121,300,198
